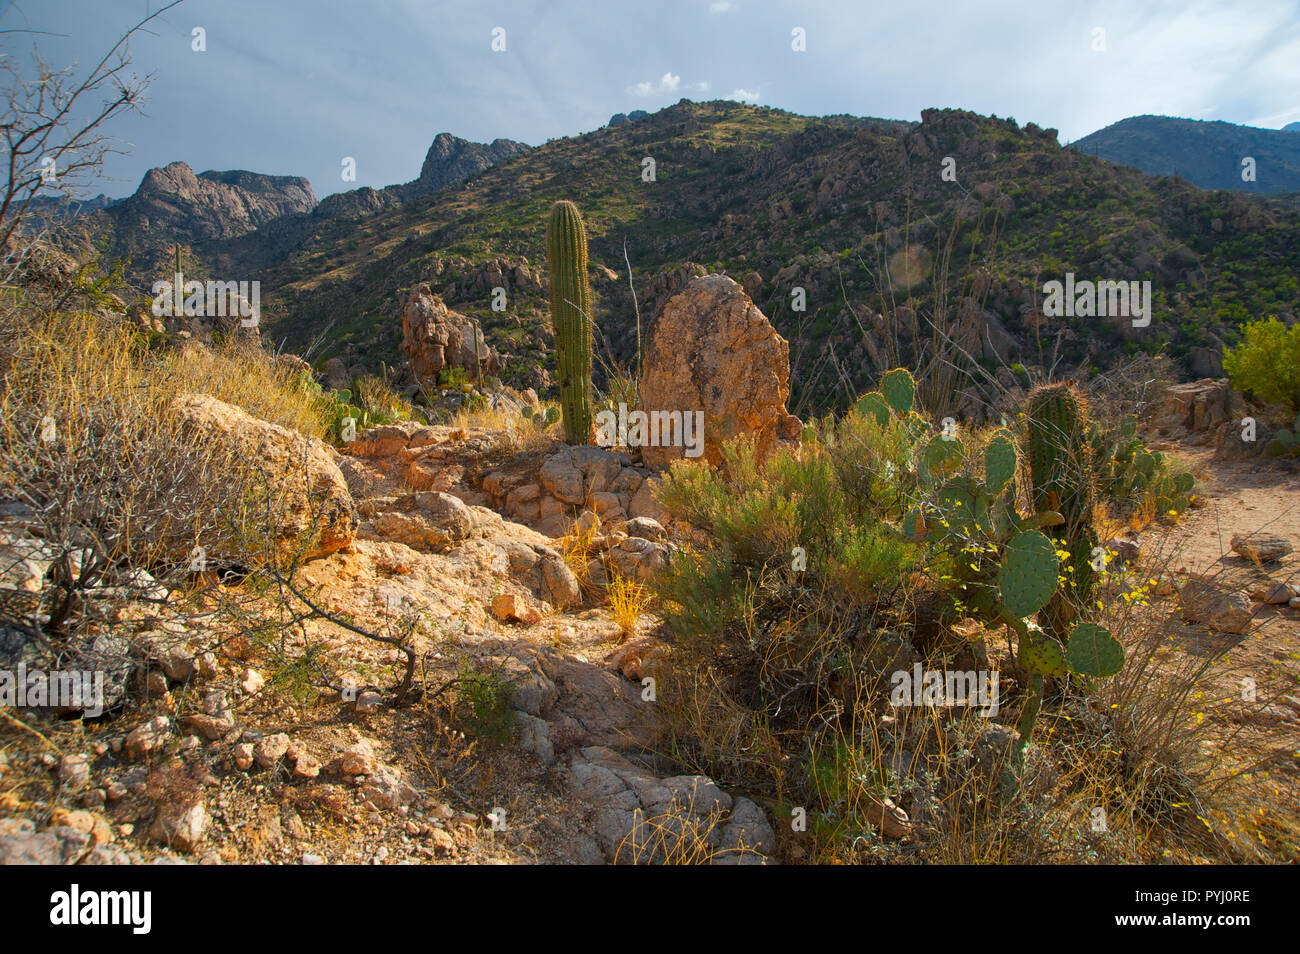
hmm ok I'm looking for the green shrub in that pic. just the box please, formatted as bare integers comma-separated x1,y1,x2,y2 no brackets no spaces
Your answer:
455,658,513,743
1223,316,1300,412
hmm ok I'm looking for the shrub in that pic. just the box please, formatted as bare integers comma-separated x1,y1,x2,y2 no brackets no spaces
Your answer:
1222,316,1300,411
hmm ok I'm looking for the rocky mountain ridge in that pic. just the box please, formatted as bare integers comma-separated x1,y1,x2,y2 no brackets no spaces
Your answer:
1074,115,1300,194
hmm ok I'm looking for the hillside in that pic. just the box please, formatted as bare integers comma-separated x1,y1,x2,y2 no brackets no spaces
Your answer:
232,100,1300,417
1074,115,1300,194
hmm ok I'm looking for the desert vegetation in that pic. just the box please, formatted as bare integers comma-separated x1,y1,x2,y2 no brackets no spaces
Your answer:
2,7,1298,871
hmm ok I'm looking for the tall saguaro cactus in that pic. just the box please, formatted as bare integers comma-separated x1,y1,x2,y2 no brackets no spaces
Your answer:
547,200,594,444
1025,383,1099,640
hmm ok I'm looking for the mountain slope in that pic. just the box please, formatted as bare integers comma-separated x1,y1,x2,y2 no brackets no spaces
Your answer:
1073,115,1300,194
241,100,1300,416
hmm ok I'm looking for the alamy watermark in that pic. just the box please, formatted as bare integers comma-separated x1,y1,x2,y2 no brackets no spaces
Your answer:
594,403,704,458
1,665,105,717
890,664,1000,717
151,274,260,327
1042,272,1151,327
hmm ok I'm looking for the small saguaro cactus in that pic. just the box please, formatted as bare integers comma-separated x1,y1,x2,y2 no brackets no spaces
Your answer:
1025,382,1098,641
546,200,595,444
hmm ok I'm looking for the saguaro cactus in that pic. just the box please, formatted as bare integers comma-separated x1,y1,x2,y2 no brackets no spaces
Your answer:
1025,383,1098,640
547,200,594,444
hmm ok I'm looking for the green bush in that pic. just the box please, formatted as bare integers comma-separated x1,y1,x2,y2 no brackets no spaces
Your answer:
1223,316,1300,412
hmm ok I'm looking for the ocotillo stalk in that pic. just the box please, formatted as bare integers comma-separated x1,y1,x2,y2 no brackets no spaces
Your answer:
174,244,183,317
547,200,594,444
472,317,482,390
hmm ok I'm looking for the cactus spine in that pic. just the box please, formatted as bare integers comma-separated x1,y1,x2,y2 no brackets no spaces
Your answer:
547,200,594,444
1026,383,1098,641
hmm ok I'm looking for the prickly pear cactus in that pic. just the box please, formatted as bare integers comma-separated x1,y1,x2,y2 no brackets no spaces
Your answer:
984,430,1018,493
880,368,916,414
1264,414,1300,456
1025,383,1099,639
1065,622,1124,678
1019,628,1067,679
915,408,1126,766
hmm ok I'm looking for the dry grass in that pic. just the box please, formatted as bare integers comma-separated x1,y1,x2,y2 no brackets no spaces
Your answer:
607,573,652,640
447,398,559,454
157,333,331,439
559,517,600,594
355,374,412,423
613,800,759,864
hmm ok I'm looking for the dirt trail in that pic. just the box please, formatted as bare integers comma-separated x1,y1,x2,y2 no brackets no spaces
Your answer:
1154,444,1300,579
1142,443,1300,856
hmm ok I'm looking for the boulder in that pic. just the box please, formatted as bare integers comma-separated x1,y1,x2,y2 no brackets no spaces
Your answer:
150,798,210,853
491,592,543,626
1251,581,1300,604
538,446,624,505
172,393,357,562
1231,533,1293,564
401,283,499,384
1180,581,1254,634
372,492,473,553
639,275,802,469
1158,379,1233,433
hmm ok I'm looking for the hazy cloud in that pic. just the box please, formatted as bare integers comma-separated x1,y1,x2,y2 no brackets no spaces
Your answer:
13,0,1298,198
629,72,709,97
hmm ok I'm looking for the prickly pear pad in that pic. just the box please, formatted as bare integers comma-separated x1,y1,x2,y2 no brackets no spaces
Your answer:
1020,629,1067,678
880,368,916,414
1066,622,1125,677
984,430,1018,493
999,529,1058,618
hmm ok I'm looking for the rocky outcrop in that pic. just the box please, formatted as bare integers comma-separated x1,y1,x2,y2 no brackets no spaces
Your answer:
639,274,802,469
401,284,500,385
567,746,775,864
1147,378,1271,458
172,393,357,562
392,133,530,202
106,162,315,242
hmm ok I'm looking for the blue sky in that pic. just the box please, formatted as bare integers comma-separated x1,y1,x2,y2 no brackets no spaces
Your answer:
5,0,1299,199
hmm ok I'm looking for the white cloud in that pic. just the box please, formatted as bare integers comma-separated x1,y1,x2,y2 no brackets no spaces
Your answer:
727,88,760,102
628,73,709,97
709,1,737,13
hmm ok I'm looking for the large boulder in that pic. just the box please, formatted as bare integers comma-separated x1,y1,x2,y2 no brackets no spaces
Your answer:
1157,378,1236,434
401,283,499,384
172,393,357,562
639,275,801,469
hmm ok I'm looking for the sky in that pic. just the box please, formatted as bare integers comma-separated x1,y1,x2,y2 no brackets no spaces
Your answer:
4,0,1299,199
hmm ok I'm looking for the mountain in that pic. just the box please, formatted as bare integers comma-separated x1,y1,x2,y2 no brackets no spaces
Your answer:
1283,122,1300,133
74,162,316,278
227,100,1300,415
108,163,315,242
73,134,530,285
1073,116,1300,194
25,192,117,220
